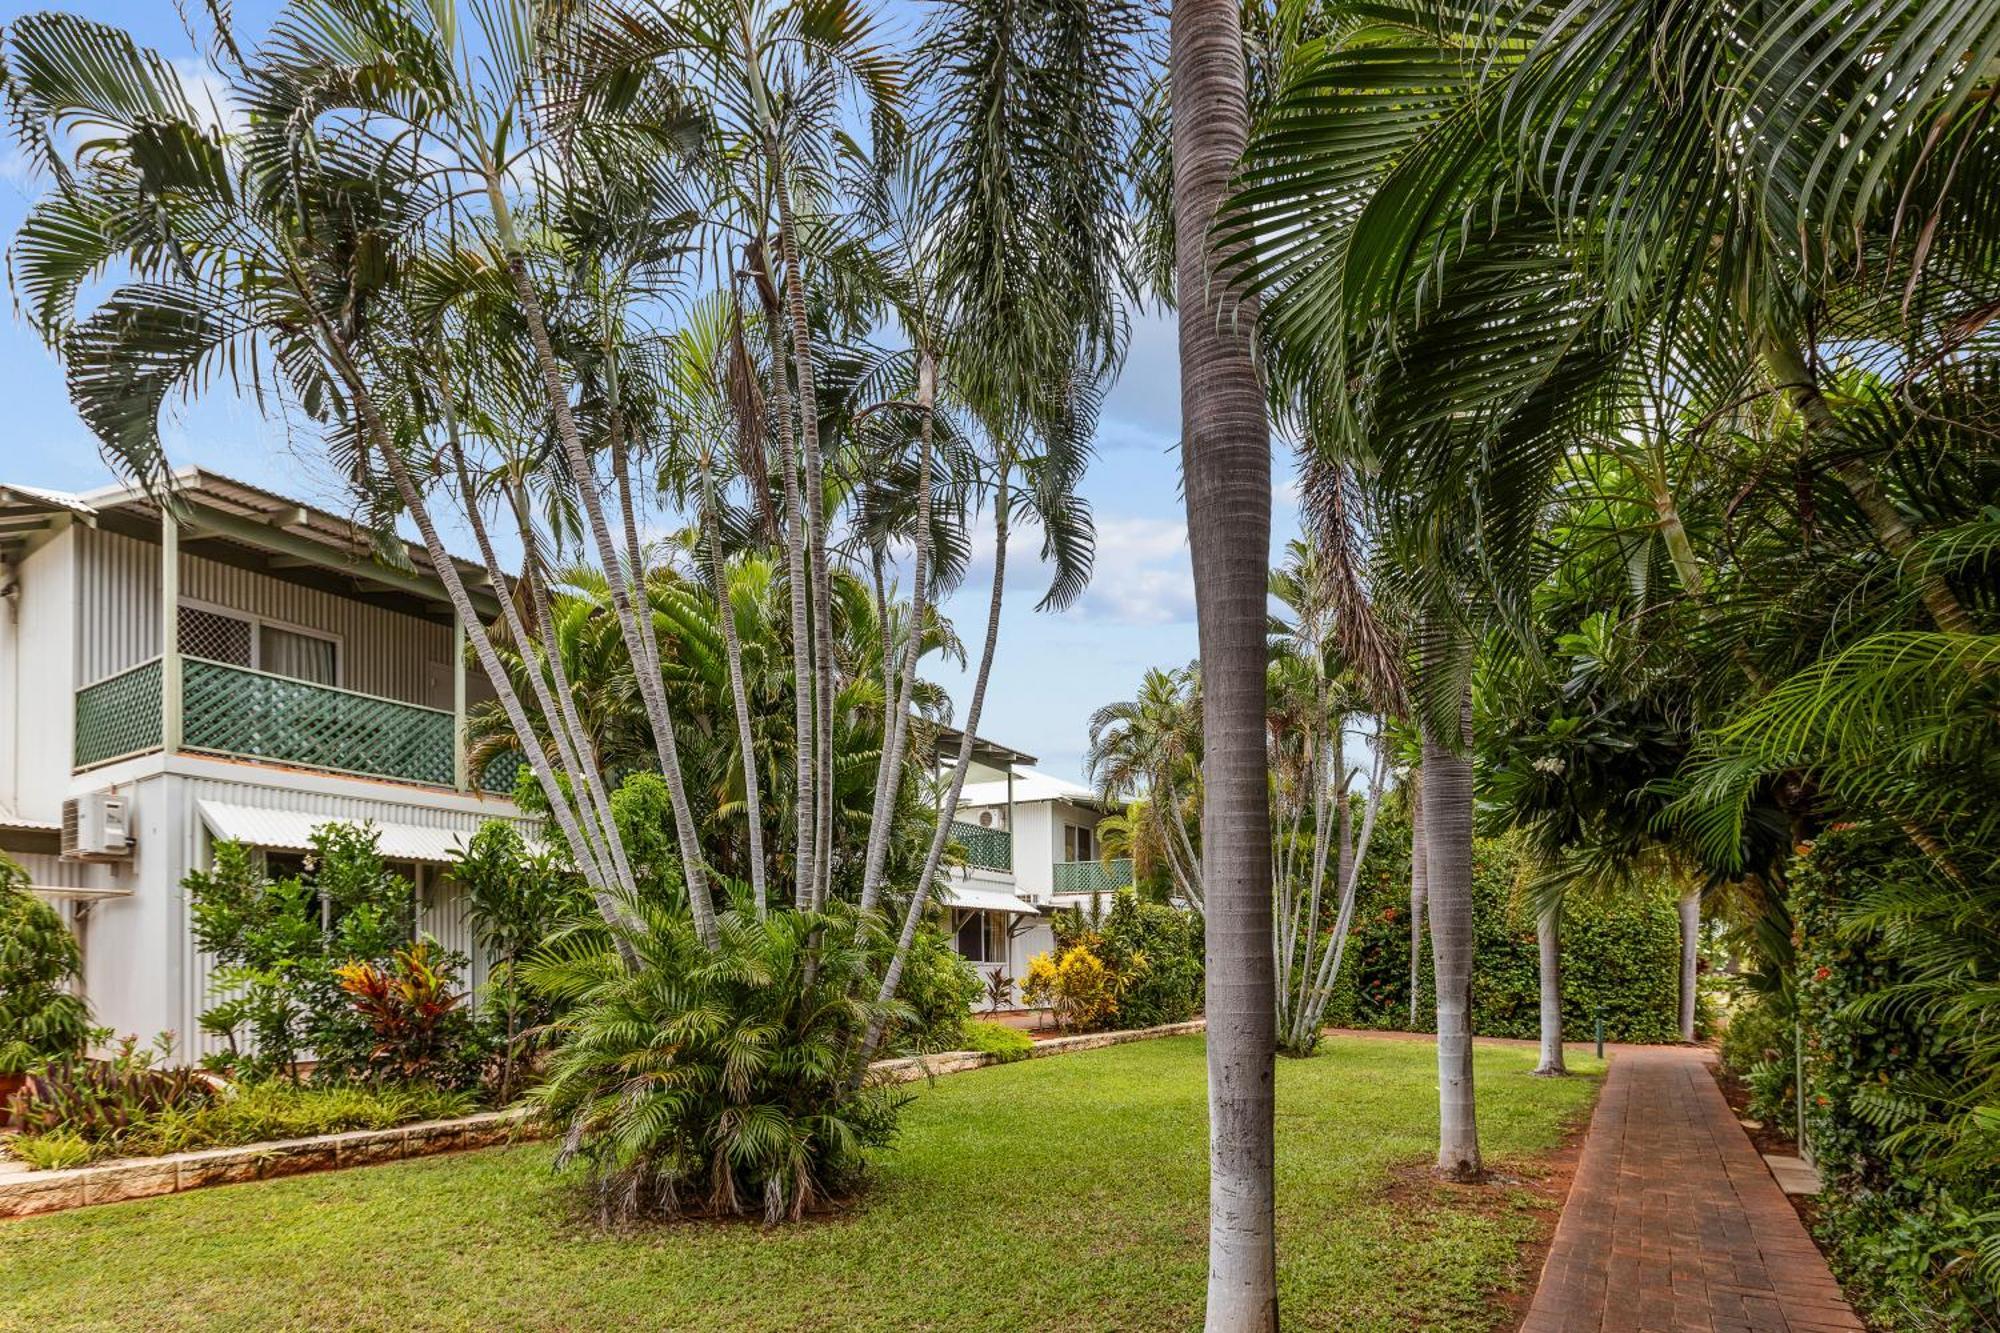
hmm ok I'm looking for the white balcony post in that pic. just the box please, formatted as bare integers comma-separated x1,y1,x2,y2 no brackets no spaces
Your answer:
160,495,181,755
451,608,468,792
1005,767,1016,876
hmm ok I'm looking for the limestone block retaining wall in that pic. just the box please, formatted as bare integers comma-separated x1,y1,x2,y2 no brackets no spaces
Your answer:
3,1018,1206,1219
0,1109,527,1219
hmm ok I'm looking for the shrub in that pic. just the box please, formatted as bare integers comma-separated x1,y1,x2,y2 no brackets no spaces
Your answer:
526,899,907,1225
1719,990,1796,1127
6,1034,215,1156
1095,892,1203,1027
891,924,981,1052
455,821,587,1102
6,1129,92,1170
1791,826,1999,1328
1328,834,1682,1043
130,1081,477,1157
0,854,91,1076
186,826,419,1080
329,941,483,1091
960,1019,1032,1063
1022,943,1137,1033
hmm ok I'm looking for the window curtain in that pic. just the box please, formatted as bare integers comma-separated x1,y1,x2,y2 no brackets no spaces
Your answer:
259,625,337,685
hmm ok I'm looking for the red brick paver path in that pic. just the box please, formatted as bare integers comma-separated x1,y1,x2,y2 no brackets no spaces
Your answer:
1522,1046,1861,1333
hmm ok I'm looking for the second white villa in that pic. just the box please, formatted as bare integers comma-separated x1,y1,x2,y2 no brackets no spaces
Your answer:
0,470,1130,1056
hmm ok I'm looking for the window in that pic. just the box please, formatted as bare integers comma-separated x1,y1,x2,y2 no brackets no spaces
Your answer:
954,910,1006,964
179,605,254,667
178,602,340,686
260,624,337,685
1064,822,1095,863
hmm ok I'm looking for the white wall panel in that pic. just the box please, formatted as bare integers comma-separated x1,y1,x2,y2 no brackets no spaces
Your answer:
77,527,451,705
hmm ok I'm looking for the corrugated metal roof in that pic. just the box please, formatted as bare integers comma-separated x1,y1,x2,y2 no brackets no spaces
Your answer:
945,883,1041,916
196,800,478,865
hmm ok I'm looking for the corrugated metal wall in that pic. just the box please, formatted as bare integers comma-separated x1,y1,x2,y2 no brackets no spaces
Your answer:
164,772,534,1061
77,527,451,705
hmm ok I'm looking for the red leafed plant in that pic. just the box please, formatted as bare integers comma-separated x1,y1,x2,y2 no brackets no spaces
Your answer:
334,942,468,1085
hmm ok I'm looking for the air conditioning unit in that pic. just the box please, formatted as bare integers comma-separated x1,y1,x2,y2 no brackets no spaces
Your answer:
62,792,132,860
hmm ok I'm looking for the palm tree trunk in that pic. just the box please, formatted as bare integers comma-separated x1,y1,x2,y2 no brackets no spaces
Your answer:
861,351,937,911
1534,904,1565,1075
703,463,769,915
1678,886,1701,1043
1172,0,1278,1318
858,469,1013,1068
300,311,638,968
766,135,840,911
436,407,631,906
483,174,719,946
1422,649,1482,1181
747,243,819,911
1761,338,1974,635
1408,775,1427,1031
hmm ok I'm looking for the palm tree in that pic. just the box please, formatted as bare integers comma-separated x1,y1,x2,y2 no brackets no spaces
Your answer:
1169,0,1279,1320
1089,666,1206,907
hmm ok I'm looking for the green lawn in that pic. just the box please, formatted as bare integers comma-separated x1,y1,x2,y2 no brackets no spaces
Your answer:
0,1035,1602,1332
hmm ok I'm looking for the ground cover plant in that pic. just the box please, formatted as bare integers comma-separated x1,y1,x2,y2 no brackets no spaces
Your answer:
4,1065,478,1169
0,1035,1601,1332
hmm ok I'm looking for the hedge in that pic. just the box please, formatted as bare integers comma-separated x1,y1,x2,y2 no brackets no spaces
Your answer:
1786,825,1996,1328
1323,815,1683,1045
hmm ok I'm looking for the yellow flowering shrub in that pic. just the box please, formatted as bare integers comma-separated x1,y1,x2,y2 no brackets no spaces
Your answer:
1020,944,1145,1033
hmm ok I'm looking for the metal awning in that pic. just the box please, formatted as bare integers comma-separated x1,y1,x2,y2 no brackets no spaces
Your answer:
945,884,1041,916
196,801,477,865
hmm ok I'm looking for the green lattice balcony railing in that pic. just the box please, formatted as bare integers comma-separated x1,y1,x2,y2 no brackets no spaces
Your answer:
182,657,456,787
1052,858,1133,896
950,819,1012,872
479,750,528,796
75,659,164,768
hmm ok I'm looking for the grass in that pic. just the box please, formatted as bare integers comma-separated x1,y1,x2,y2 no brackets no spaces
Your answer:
0,1035,1602,1332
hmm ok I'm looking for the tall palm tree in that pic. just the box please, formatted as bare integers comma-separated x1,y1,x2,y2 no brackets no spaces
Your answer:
1170,0,1279,1320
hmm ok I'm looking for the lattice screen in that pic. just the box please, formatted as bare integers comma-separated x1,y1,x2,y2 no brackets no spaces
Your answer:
182,658,455,786
74,659,164,767
178,605,253,666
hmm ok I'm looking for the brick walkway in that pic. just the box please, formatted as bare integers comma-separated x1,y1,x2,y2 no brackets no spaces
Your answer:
1522,1046,1862,1333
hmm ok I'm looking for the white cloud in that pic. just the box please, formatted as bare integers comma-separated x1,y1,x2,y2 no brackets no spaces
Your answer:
1069,514,1195,625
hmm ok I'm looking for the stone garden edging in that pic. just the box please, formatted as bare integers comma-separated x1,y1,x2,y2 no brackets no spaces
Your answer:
1,1018,1207,1220
870,1017,1207,1083
0,1108,529,1220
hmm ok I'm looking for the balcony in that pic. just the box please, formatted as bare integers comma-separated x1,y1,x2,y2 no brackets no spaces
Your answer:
1051,858,1134,896
949,819,1012,873
75,656,519,794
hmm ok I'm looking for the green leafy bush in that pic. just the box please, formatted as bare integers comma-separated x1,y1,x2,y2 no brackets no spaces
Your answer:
1328,835,1682,1044
129,1081,477,1157
1791,826,1998,1329
6,1078,479,1168
891,924,981,1052
0,853,91,1075
1719,990,1796,1127
6,1129,91,1170
1095,892,1203,1027
526,898,907,1224
455,821,588,1102
186,823,491,1089
5,1034,215,1160
960,1019,1032,1063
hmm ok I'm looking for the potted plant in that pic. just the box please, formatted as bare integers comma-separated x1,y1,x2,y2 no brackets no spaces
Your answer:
1,854,92,1123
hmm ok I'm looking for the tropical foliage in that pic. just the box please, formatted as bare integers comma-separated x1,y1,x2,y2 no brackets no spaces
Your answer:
0,854,91,1076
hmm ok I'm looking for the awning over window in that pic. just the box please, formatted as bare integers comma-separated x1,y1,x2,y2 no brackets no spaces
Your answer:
945,883,1041,916
196,800,477,866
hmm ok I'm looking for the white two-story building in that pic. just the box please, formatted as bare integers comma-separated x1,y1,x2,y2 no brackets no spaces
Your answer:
942,761,1130,1008
0,467,1134,1044
0,470,533,1062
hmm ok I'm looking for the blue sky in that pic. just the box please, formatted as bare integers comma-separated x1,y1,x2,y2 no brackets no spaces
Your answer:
0,0,1299,785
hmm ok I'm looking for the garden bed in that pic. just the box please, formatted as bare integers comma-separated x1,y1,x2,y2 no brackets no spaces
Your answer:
2,1019,1209,1220
0,1109,526,1219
